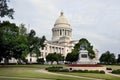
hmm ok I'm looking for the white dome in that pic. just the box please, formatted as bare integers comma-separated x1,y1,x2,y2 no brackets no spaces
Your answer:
54,12,70,28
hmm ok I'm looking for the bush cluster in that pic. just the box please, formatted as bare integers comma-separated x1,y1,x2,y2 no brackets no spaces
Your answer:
112,69,120,74
46,66,69,72
106,67,112,70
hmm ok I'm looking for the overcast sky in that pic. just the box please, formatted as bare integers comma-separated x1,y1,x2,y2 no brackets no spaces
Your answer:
3,0,120,57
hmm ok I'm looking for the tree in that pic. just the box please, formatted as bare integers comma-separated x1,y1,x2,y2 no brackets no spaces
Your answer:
37,58,45,64
65,52,79,64
0,0,14,19
0,21,19,63
99,51,116,64
13,33,28,64
19,24,27,36
0,21,45,64
6,24,28,64
40,36,46,49
117,54,120,64
27,30,46,63
46,52,64,64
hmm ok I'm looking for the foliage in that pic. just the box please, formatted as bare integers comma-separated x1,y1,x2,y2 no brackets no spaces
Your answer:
46,66,105,74
99,51,116,64
0,21,46,64
117,54,120,64
27,30,46,63
46,66,69,72
37,58,45,64
46,52,64,64
13,35,28,61
0,0,14,19
75,38,95,59
0,21,19,63
106,67,112,70
65,52,79,63
71,70,105,74
112,69,120,74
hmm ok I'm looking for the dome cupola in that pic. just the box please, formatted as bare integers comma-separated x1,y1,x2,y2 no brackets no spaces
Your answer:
52,11,72,41
54,12,70,28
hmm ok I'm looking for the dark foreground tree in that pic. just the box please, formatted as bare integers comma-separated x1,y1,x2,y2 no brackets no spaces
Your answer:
0,22,46,64
99,51,116,64
117,54,120,64
0,21,19,63
0,0,14,19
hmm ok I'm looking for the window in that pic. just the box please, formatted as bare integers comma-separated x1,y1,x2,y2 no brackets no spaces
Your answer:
60,30,62,35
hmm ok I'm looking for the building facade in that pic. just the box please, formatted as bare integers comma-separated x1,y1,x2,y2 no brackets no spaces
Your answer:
40,12,78,61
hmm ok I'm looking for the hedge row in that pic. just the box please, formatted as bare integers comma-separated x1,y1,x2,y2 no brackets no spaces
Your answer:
112,69,120,74
71,70,105,74
46,66,105,74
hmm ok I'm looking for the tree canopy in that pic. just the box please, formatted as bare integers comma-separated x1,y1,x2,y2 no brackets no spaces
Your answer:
0,21,46,64
117,54,120,64
99,51,116,64
46,52,64,64
0,21,19,63
0,0,14,19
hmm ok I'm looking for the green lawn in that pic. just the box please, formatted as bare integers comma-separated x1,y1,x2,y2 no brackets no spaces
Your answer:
103,65,120,70
0,65,87,80
58,72,120,80
0,64,120,80
0,78,26,80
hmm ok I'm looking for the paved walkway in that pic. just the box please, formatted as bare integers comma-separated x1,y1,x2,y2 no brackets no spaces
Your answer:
37,69,102,80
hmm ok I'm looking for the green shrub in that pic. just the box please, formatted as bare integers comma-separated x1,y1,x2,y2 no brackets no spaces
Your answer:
112,69,120,74
99,70,105,74
37,58,45,64
46,66,67,72
46,66,105,74
106,67,112,70
71,70,105,74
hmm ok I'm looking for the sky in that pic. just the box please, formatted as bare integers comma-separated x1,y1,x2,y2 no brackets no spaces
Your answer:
3,0,120,57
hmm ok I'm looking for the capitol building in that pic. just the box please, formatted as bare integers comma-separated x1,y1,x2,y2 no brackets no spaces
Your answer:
40,12,78,60
8,11,99,63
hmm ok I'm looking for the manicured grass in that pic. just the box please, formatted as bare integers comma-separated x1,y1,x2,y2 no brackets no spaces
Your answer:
0,65,87,80
0,78,26,80
0,64,63,69
103,65,120,70
0,64,120,80
58,72,120,80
